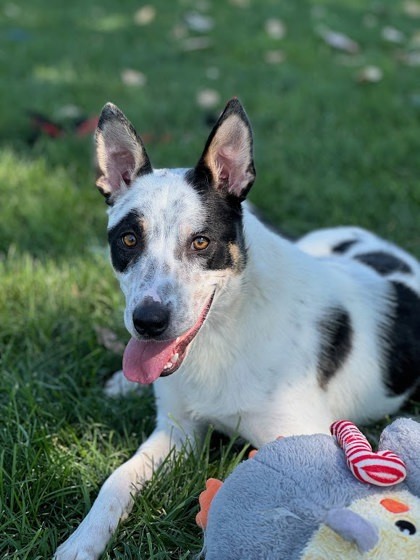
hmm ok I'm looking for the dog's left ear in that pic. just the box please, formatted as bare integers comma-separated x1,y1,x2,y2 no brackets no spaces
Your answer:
194,98,256,201
95,103,152,201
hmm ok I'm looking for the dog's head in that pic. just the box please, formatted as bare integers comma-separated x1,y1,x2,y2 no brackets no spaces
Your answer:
95,98,256,384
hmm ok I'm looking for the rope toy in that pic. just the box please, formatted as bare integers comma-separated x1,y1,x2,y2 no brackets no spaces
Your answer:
331,420,406,486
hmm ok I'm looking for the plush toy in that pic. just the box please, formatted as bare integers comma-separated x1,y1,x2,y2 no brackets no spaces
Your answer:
196,419,420,559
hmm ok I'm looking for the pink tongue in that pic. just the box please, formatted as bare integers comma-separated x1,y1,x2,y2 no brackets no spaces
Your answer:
123,337,178,385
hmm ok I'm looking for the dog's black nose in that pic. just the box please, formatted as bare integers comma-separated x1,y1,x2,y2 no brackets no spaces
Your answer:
132,302,170,338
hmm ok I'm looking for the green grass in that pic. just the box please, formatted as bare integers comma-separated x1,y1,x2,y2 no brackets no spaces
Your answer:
1,0,419,557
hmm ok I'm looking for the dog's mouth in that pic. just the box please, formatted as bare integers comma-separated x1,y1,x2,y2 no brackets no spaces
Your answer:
122,292,215,385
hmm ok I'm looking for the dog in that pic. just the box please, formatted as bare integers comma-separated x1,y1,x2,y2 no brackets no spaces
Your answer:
54,98,420,559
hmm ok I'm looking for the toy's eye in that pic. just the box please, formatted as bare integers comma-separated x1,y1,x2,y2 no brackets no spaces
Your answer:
122,233,138,248
395,520,416,535
191,236,210,251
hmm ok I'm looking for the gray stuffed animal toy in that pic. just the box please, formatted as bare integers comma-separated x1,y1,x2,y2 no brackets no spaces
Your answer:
197,419,420,559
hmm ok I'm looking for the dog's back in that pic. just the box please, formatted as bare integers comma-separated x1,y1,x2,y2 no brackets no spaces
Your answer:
297,225,420,294
296,224,420,400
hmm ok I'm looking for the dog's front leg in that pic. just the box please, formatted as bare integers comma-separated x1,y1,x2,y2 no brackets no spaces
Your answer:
54,420,197,560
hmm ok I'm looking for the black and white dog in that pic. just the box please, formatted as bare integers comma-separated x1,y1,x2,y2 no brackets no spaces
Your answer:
55,99,420,559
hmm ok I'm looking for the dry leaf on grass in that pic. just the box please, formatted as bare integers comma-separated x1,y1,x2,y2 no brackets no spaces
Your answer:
404,1,420,17
205,67,220,79
94,326,125,355
381,26,405,44
401,50,420,65
319,27,360,54
134,5,156,26
121,69,147,87
184,12,214,33
265,18,286,40
356,65,383,83
196,89,220,109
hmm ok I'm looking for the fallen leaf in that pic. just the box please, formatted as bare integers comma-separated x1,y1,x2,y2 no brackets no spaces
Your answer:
403,50,420,65
121,69,147,86
94,326,125,355
404,0,420,17
381,26,405,44
181,37,212,51
264,49,286,64
357,65,383,83
184,12,214,33
319,27,360,54
134,5,156,26
205,66,220,79
265,18,286,40
196,89,220,109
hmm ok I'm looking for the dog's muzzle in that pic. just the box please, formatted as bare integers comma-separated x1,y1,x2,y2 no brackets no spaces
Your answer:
132,301,170,339
123,291,215,385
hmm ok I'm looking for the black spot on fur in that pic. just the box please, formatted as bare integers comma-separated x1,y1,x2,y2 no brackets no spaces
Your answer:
332,239,358,254
318,308,353,389
107,211,144,273
355,252,412,275
185,169,247,272
383,282,420,396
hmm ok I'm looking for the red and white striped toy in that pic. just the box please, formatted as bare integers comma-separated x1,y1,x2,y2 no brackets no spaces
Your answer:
330,420,407,487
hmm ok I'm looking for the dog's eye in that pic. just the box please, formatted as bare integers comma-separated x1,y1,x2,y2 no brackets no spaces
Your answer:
192,236,210,251
121,233,138,248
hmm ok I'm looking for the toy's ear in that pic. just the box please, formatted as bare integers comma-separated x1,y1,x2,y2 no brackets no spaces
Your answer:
324,508,379,553
379,418,420,498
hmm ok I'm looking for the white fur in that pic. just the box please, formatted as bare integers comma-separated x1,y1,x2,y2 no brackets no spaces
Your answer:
54,171,420,560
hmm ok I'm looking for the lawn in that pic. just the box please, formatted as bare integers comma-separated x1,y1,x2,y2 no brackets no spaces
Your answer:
1,0,420,557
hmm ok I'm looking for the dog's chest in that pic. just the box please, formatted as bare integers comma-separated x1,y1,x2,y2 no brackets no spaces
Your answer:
177,359,299,445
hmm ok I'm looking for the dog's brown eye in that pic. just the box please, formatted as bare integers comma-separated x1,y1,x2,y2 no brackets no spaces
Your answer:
122,233,137,248
192,236,210,251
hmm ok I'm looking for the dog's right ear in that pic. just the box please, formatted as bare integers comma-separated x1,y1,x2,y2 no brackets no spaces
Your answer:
95,103,152,201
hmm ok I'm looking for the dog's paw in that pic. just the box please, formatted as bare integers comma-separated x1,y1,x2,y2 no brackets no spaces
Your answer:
54,536,101,560
104,369,144,398
54,544,97,560
54,504,121,560
54,523,111,560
